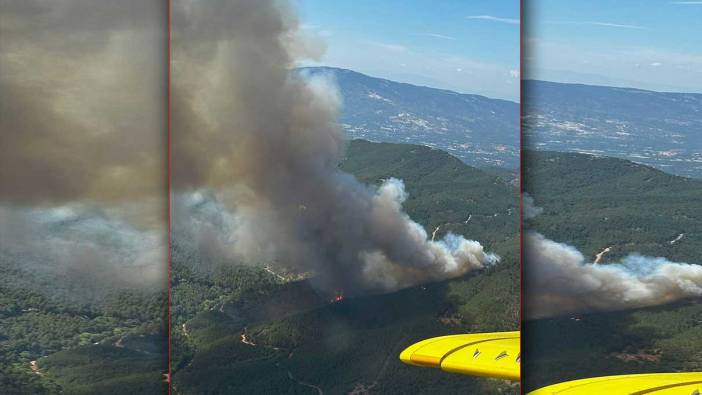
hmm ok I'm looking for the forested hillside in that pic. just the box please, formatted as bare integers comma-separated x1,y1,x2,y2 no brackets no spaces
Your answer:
172,140,519,394
525,150,702,263
0,258,167,394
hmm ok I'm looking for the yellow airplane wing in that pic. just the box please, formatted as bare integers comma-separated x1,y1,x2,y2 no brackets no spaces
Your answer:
399,331,520,381
400,331,702,394
528,372,702,394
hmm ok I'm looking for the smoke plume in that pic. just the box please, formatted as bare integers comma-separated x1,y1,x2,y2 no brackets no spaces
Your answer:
0,0,166,205
0,205,164,301
525,198,702,318
0,1,167,294
172,0,498,293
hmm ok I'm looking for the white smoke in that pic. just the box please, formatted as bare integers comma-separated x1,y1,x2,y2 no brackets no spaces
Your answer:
0,204,165,300
175,178,499,293
525,197,702,318
522,193,543,220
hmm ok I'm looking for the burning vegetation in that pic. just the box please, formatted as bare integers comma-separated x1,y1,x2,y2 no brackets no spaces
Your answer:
331,291,344,303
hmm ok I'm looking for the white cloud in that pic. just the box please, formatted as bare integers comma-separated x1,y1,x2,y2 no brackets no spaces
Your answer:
368,41,409,53
466,15,519,25
589,21,647,29
416,32,456,40
549,21,647,30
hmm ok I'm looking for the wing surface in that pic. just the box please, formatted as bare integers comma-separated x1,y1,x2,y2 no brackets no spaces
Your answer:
399,331,520,380
529,373,702,394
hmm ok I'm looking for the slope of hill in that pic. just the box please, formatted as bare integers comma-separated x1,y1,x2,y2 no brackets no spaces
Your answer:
523,80,702,179
523,150,702,391
342,140,518,247
300,67,519,169
524,150,702,262
0,253,167,394
172,140,519,394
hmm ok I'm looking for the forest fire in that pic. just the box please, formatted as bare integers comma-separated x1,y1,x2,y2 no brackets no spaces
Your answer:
332,291,344,303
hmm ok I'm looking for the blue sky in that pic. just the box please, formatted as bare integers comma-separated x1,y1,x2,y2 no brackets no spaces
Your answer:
295,0,520,101
525,1,702,93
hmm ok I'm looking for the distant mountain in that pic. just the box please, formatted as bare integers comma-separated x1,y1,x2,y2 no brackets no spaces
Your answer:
300,67,519,169
172,140,519,394
524,80,702,179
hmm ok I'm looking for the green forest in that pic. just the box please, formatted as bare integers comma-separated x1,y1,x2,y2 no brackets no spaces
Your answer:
525,150,702,263
0,262,167,394
171,140,520,394
524,150,702,391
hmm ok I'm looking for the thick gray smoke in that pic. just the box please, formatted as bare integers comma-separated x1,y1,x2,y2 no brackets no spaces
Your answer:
0,0,166,204
172,0,498,294
0,0,166,294
525,199,702,318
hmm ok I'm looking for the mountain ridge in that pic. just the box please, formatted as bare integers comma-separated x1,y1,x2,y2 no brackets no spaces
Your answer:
524,80,702,179
299,66,520,169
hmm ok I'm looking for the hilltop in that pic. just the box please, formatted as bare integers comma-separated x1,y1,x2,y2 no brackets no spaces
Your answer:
525,150,702,263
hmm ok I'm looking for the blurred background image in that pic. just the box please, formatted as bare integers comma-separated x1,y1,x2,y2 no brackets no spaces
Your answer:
523,0,702,391
0,1,168,394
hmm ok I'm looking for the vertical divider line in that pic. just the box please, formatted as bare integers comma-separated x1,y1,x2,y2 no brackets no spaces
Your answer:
518,0,524,391
167,0,173,393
